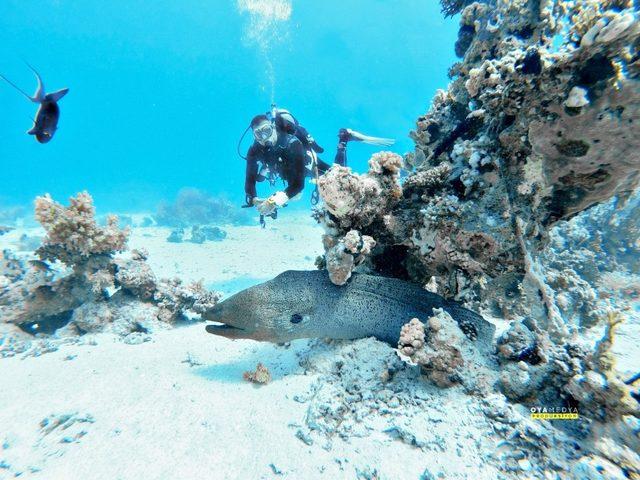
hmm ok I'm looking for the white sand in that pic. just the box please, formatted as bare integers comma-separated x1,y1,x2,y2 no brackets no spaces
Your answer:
0,213,502,480
129,212,324,296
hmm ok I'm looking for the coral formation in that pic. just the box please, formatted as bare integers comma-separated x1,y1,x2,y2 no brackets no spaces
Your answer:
310,1,640,470
35,192,129,267
317,152,402,285
243,362,271,384
190,225,227,244
0,192,220,355
315,0,640,334
323,230,376,285
497,311,639,424
156,188,250,227
397,309,495,391
314,0,639,318
400,0,640,312
167,228,184,243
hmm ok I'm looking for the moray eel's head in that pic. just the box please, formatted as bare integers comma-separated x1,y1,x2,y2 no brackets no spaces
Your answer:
204,272,319,343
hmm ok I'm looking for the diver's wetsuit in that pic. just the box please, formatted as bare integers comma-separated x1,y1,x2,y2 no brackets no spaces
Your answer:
244,110,354,204
273,111,325,154
335,128,351,167
245,132,332,203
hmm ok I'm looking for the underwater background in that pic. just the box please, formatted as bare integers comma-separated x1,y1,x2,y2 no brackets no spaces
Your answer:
1,1,639,478
0,0,457,212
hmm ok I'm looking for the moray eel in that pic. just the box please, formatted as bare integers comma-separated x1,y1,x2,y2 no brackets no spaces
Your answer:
205,270,495,348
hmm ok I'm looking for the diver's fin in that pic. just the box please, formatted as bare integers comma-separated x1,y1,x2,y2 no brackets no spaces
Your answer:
347,129,395,147
45,88,69,103
0,73,34,101
24,62,45,102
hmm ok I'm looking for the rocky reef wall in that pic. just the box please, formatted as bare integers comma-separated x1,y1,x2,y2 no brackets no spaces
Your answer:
318,0,640,333
314,2,640,463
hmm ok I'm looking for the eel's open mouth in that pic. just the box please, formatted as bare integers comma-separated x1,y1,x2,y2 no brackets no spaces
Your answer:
205,323,244,334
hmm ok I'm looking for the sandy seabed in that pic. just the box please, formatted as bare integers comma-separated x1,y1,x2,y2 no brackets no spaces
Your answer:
0,211,638,480
1,213,432,480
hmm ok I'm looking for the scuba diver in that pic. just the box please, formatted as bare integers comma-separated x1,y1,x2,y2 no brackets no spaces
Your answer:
240,105,394,224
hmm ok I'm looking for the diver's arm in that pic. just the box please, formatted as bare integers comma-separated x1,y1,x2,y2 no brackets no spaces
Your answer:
283,141,306,199
244,146,261,204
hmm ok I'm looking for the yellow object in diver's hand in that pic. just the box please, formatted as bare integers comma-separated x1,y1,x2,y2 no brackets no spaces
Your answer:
256,198,277,216
255,191,288,216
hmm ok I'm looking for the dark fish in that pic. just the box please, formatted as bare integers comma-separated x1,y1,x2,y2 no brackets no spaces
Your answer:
0,64,68,143
205,270,495,350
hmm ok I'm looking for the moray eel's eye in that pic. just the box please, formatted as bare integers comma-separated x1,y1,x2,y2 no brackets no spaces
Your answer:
290,313,303,324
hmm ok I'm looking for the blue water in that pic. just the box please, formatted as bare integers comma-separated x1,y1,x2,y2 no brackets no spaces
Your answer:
0,1,457,213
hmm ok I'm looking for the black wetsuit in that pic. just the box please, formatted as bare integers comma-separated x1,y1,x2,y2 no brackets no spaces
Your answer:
335,128,350,167
244,111,348,204
245,132,332,204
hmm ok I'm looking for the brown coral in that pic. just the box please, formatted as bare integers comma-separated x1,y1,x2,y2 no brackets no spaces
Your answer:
1,193,221,343
318,152,403,231
397,310,466,388
243,363,271,384
35,192,129,267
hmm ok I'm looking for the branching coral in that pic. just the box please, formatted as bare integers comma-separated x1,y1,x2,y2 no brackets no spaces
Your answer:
35,192,129,267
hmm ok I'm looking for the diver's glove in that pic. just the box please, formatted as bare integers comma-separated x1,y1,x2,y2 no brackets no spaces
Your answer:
338,128,395,147
256,191,288,216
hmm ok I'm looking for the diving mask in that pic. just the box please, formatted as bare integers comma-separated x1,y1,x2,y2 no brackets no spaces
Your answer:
253,121,277,146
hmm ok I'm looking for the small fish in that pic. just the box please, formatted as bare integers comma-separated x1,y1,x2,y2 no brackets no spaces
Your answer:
0,64,69,143
205,270,495,349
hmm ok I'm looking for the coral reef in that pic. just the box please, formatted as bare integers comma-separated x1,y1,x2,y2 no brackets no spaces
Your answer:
243,362,271,384
317,152,402,285
397,309,496,391
0,193,220,355
167,228,184,243
190,225,227,244
315,1,639,318
35,192,129,267
402,1,639,312
315,1,639,335
293,337,637,478
497,311,639,424
309,0,640,467
156,188,250,227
